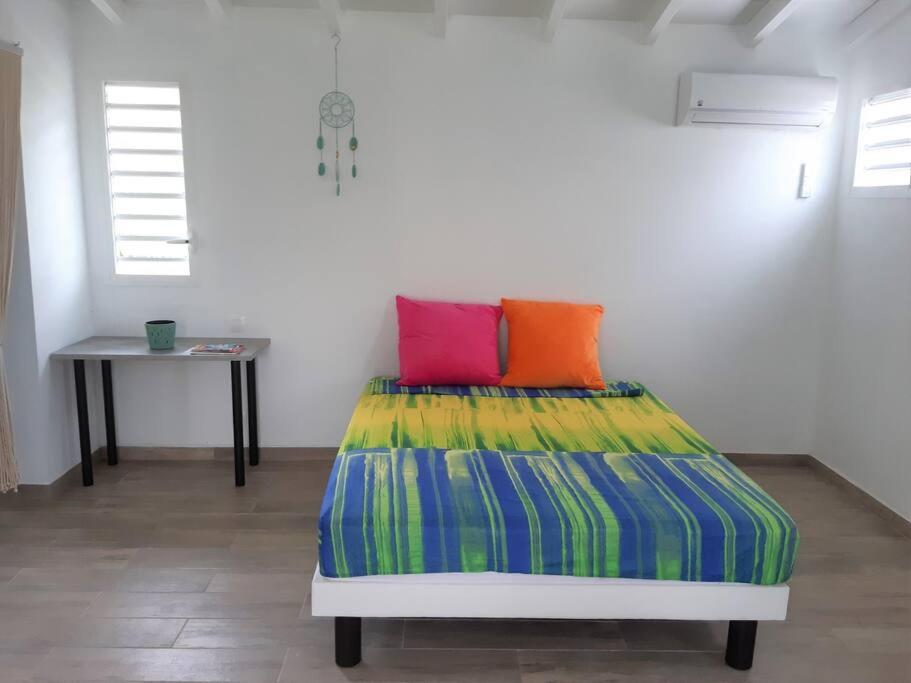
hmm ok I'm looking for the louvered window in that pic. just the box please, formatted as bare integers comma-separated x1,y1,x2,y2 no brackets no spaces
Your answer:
853,87,911,189
104,83,191,276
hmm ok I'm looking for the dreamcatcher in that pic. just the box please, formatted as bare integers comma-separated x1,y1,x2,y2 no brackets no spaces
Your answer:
317,34,358,197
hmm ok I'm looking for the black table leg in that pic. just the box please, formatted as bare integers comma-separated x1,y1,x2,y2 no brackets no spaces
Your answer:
101,360,118,466
246,359,259,467
73,360,93,486
231,361,245,487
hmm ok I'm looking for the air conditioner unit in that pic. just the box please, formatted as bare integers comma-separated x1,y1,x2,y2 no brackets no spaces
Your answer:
676,72,838,128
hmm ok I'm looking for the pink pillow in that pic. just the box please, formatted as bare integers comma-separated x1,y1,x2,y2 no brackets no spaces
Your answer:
396,295,502,386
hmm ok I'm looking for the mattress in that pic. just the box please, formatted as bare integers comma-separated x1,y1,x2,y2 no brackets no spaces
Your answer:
319,379,798,585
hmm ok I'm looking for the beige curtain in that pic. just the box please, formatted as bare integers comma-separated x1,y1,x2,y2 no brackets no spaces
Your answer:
0,48,22,493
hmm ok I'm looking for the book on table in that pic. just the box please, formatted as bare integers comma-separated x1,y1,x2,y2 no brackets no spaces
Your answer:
189,343,245,355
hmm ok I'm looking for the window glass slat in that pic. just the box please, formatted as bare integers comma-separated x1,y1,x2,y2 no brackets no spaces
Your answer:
106,108,182,128
113,196,187,217
116,240,189,262
863,145,911,170
111,176,186,195
866,95,911,125
108,130,183,151
105,85,181,106
115,218,189,239
116,260,190,276
864,121,911,147
109,153,184,173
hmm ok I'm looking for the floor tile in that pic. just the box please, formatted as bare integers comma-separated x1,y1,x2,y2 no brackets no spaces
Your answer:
618,619,726,652
34,646,286,682
206,571,310,597
0,590,98,618
0,651,46,683
0,545,136,569
174,616,402,649
84,591,304,620
0,616,186,651
404,618,626,651
279,646,521,682
0,566,22,584
126,547,313,572
231,531,314,550
115,568,217,593
6,567,124,592
518,650,747,683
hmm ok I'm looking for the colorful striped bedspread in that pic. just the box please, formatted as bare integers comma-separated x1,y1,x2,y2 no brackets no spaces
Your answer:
318,379,798,585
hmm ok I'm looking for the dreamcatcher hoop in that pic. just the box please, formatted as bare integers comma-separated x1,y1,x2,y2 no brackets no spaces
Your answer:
319,91,355,129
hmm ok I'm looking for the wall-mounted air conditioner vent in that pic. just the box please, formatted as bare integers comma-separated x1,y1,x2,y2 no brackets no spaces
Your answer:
676,72,838,128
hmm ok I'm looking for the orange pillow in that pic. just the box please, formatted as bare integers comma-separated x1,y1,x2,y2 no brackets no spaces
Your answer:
500,299,605,390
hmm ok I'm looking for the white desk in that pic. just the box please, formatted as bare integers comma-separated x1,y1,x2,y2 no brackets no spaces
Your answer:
51,336,271,487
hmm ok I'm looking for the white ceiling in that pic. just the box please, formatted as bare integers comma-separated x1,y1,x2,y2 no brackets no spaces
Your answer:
119,0,880,27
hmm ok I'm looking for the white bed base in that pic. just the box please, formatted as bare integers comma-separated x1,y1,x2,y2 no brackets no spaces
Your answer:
311,565,789,671
311,566,789,621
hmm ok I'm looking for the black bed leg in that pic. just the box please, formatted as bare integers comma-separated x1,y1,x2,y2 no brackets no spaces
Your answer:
335,617,362,667
725,620,757,670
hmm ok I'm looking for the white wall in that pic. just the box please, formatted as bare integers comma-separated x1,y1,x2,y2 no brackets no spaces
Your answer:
0,0,95,484
815,14,911,521
71,6,844,455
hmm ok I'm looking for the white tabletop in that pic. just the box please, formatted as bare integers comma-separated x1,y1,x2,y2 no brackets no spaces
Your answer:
50,336,271,362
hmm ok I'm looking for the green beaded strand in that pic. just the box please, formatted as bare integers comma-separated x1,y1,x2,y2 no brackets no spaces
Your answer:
317,121,325,177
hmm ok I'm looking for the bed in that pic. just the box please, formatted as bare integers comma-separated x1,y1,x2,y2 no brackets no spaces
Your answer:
312,378,798,670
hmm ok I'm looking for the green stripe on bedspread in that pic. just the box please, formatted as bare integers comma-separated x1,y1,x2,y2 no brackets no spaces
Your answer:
318,449,798,584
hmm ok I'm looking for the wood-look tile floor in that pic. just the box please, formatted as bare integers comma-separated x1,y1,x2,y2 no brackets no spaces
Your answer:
0,457,908,682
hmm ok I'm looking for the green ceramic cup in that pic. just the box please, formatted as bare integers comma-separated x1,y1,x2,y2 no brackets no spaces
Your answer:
145,320,176,350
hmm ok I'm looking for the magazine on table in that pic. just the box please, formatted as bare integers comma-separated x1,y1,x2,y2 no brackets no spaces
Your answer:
189,343,245,355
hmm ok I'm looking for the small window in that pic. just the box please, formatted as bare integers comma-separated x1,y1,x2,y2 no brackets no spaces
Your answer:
104,83,191,276
853,87,911,190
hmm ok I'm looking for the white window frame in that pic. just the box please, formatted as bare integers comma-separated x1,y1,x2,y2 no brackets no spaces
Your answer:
851,86,911,199
103,80,197,282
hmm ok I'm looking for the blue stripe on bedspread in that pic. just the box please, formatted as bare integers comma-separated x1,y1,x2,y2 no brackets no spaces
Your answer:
318,448,798,584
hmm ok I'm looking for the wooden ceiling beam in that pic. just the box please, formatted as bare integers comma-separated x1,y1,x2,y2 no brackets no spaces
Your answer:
746,0,803,46
644,0,685,45
841,0,911,50
433,0,448,37
203,0,233,20
89,0,126,25
543,0,568,42
318,0,342,35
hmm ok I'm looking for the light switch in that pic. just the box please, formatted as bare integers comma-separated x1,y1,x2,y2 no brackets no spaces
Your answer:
798,163,812,199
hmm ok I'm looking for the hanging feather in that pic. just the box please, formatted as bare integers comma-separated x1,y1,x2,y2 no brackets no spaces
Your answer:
352,164,357,178
317,120,325,178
